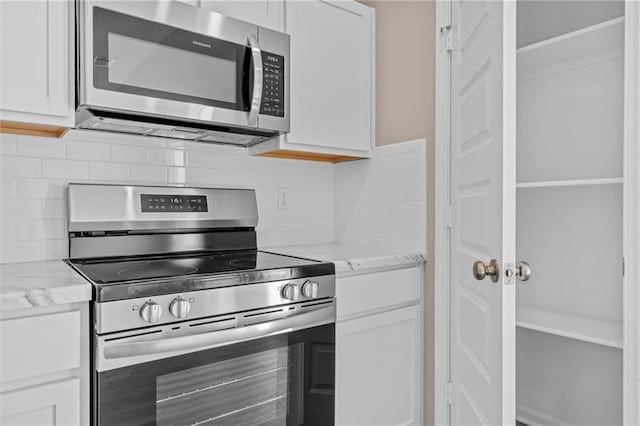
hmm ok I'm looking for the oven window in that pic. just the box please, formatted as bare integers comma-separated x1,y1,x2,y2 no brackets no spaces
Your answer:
108,33,237,104
95,324,334,426
156,347,289,425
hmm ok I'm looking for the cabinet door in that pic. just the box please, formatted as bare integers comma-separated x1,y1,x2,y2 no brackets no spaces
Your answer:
336,305,422,426
199,0,284,31
285,0,374,154
0,0,73,126
0,378,80,426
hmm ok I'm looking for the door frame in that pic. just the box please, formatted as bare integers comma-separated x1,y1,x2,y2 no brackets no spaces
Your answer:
434,1,640,425
622,2,640,425
433,0,451,424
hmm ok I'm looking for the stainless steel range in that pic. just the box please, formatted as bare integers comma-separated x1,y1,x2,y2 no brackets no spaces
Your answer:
66,183,335,426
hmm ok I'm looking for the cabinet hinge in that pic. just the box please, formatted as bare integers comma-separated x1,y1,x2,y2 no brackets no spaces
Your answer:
446,382,453,405
440,25,453,52
446,205,452,228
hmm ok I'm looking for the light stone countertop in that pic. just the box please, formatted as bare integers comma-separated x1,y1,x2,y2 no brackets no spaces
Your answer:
263,244,426,275
0,245,425,312
0,261,92,312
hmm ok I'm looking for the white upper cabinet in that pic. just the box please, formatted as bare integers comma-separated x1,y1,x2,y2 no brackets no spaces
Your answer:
199,0,284,31
250,0,375,162
0,0,74,129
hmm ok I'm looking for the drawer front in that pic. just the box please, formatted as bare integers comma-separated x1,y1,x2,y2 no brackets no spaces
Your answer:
337,266,422,319
0,311,81,383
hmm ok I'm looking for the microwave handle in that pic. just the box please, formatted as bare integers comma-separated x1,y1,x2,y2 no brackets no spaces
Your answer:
247,34,263,127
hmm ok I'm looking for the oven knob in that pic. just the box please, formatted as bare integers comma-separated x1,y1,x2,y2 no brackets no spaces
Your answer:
140,301,162,323
169,296,191,319
301,280,319,298
281,283,299,301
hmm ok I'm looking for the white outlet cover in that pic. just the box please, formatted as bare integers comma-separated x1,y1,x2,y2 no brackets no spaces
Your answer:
277,187,289,210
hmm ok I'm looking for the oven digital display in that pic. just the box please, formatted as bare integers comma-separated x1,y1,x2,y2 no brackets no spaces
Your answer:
141,194,208,212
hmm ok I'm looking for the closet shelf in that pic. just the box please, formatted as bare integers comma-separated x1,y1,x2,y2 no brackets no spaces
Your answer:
517,17,624,75
517,306,622,349
516,177,623,189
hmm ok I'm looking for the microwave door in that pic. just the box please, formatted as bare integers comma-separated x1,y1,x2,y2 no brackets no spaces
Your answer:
79,1,261,130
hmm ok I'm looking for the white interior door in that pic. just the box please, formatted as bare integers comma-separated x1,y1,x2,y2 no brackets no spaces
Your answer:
449,0,516,424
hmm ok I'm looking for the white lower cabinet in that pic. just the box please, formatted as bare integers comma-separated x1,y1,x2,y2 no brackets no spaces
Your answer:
335,266,423,426
0,378,80,426
0,305,89,426
336,305,422,426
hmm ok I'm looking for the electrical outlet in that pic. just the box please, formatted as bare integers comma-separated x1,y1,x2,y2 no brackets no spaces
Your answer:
277,187,289,210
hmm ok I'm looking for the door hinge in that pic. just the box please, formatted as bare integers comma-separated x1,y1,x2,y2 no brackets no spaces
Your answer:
446,205,452,228
622,257,625,277
440,25,453,52
446,382,453,405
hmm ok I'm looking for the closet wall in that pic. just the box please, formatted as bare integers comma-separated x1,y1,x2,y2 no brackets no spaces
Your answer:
516,2,625,424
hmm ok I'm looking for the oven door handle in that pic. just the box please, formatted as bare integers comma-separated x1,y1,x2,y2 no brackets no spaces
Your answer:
103,303,334,360
247,34,263,127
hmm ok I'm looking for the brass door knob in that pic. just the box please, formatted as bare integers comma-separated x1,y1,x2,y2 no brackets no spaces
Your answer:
472,259,500,282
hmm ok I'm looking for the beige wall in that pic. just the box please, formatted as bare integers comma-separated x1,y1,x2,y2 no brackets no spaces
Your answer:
358,1,436,424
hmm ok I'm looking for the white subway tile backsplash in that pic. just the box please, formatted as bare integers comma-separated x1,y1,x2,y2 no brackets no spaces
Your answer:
335,139,427,253
15,178,66,199
15,219,65,241
1,241,42,263
41,199,66,219
1,221,15,242
0,132,426,264
1,178,15,199
1,157,41,177
130,164,167,183
200,169,232,185
67,140,111,161
186,151,219,168
43,159,88,179
16,137,66,158
0,138,17,156
41,239,67,260
89,161,130,181
1,200,43,220
150,148,185,167
111,144,149,163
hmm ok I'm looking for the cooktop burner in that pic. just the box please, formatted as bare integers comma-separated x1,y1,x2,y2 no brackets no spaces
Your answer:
71,250,319,284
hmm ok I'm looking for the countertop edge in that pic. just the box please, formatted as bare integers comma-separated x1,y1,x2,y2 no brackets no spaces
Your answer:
0,261,93,313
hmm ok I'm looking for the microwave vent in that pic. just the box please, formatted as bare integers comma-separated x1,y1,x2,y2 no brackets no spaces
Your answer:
75,107,279,146
84,120,149,135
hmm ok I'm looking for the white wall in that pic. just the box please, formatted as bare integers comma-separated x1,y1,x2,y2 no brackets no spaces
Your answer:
335,139,426,253
0,130,334,263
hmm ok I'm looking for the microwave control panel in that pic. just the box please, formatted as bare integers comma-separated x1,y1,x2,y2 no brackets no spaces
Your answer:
260,51,285,117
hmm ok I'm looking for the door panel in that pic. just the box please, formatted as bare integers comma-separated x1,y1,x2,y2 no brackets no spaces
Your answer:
449,0,516,424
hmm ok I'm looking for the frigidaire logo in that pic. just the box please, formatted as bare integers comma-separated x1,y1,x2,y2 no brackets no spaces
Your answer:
192,41,211,48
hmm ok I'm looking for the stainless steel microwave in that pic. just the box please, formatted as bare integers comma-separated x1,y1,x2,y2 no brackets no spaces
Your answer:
76,0,289,146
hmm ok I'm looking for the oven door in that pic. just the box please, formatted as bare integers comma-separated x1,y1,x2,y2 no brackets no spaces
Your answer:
94,303,335,426
78,0,288,132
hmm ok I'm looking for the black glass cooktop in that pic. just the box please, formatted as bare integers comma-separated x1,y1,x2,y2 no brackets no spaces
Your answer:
71,250,323,284
69,250,334,302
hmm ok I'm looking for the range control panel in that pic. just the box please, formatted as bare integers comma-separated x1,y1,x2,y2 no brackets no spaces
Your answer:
260,51,285,117
140,194,208,212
